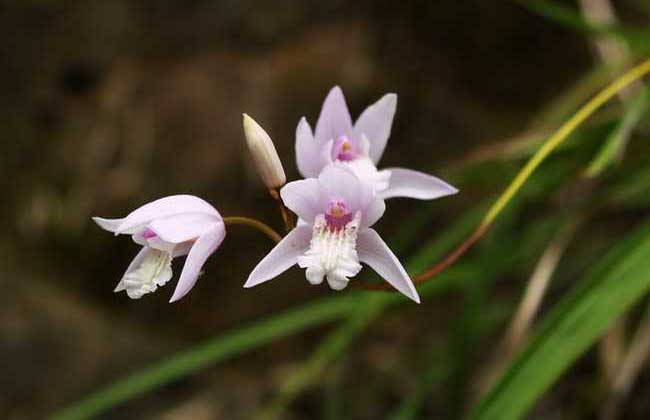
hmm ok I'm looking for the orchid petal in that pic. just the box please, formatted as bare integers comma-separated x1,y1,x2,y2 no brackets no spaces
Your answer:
380,167,458,200
320,139,334,168
148,213,222,244
117,195,220,234
244,225,312,288
280,178,323,224
295,117,322,178
315,86,353,144
361,195,386,228
319,166,362,211
114,246,150,292
93,217,125,233
169,223,226,303
357,228,420,303
353,93,397,164
172,241,194,258
358,134,371,157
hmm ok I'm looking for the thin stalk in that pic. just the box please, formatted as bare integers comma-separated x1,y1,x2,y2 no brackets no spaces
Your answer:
357,58,650,292
269,188,295,232
223,216,282,243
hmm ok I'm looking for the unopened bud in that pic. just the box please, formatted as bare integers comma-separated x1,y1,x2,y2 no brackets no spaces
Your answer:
242,113,287,189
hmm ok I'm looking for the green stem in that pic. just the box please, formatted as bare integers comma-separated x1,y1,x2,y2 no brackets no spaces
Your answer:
223,216,283,243
481,58,650,227
363,58,650,292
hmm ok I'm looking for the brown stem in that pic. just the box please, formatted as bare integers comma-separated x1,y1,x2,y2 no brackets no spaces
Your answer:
355,222,489,291
269,188,295,232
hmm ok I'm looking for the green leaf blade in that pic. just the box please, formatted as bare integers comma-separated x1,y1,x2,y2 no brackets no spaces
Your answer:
471,222,650,420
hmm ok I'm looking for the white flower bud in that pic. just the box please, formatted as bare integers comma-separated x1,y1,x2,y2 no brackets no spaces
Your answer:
242,113,287,189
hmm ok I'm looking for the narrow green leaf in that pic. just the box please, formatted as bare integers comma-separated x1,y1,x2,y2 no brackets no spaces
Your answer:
50,295,359,420
470,222,650,420
586,86,648,176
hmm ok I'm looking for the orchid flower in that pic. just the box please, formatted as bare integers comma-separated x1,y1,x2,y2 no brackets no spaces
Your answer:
295,86,458,200
244,166,420,303
93,195,226,302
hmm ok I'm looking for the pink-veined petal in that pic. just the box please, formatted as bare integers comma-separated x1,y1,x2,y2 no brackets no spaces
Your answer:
148,213,222,244
117,195,220,234
296,117,323,178
380,167,458,200
244,225,312,288
280,178,324,224
357,228,420,303
93,217,125,233
169,224,226,303
353,93,397,164
114,246,150,292
314,86,353,144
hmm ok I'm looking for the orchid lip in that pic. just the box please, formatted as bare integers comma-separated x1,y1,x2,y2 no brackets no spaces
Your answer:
297,212,363,290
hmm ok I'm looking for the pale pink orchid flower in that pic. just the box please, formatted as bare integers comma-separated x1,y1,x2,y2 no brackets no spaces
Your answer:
296,86,458,201
244,166,420,303
93,195,226,302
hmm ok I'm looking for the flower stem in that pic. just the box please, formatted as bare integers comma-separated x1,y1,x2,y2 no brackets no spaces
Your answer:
269,188,295,232
223,216,283,243
358,58,650,292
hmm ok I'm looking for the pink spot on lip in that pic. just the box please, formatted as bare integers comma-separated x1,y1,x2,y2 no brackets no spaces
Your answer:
325,200,352,230
142,228,157,240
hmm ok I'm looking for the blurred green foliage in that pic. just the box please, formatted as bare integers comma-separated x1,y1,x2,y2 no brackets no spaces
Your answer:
4,1,648,419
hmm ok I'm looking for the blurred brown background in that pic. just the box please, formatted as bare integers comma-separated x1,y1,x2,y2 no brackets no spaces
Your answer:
2,1,645,418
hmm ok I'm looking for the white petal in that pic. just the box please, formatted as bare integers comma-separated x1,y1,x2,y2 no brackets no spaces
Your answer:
169,223,226,302
380,167,458,200
335,156,390,197
117,195,221,234
296,117,323,178
114,246,150,292
318,166,363,211
357,228,420,303
353,93,397,164
320,139,334,168
314,86,353,144
244,225,312,288
280,178,324,224
93,217,125,233
362,195,386,228
318,164,385,227
172,241,194,258
358,134,371,157
148,214,222,244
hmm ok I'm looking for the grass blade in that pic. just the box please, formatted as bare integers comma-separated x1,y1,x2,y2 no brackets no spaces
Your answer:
51,295,359,420
470,222,650,420
585,85,648,176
